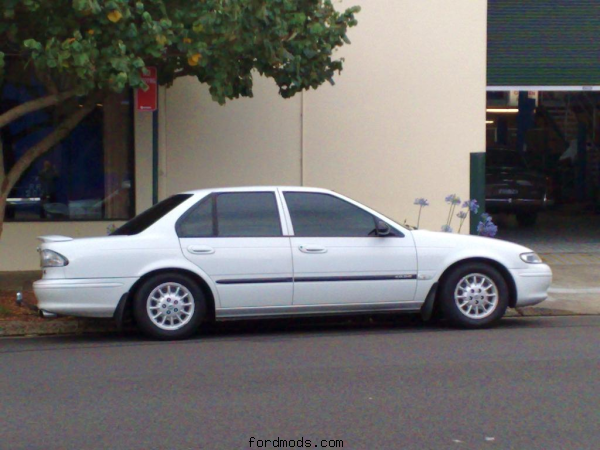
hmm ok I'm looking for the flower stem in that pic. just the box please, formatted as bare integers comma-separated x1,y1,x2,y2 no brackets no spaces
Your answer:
417,206,422,228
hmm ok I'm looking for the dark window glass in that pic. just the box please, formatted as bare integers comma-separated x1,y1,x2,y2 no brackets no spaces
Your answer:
284,193,377,237
216,193,281,237
112,194,192,236
487,149,528,169
1,63,134,221
177,197,213,238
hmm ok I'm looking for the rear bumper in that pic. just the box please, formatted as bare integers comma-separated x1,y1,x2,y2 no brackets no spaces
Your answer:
510,264,553,307
486,198,549,212
33,278,138,318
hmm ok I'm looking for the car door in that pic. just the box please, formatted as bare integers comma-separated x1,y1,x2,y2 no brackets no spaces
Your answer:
178,191,293,310
281,191,418,306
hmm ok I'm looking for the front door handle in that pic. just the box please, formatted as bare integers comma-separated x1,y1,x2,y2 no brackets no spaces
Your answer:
299,245,327,254
187,245,215,255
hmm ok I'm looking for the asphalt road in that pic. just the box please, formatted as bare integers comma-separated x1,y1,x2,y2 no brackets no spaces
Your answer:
0,316,599,450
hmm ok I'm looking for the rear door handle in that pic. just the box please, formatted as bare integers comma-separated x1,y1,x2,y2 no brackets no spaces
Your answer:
187,245,215,255
299,245,327,254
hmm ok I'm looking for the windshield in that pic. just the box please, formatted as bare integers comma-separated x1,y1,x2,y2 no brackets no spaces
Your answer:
487,150,527,169
111,194,192,236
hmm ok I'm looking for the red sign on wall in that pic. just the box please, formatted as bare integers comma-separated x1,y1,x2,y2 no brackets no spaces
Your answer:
136,67,158,111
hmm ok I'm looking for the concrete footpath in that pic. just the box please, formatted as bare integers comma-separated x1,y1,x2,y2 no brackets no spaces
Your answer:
1,255,599,337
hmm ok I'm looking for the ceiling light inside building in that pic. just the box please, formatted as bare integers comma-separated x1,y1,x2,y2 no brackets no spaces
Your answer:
486,108,519,113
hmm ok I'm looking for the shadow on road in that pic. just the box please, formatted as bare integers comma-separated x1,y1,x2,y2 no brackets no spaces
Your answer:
0,313,561,354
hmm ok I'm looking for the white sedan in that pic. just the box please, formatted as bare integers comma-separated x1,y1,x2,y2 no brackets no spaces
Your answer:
34,186,552,339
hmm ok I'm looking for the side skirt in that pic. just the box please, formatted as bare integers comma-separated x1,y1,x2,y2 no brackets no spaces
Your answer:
216,301,423,321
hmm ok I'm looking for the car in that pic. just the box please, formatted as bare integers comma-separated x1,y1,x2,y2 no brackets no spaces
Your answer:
34,186,552,339
486,146,552,227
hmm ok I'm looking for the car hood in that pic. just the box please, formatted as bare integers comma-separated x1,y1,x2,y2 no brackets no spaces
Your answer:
486,168,545,185
411,229,533,254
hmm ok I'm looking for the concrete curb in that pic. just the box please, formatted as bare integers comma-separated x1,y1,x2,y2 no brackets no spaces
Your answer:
2,308,599,338
0,319,120,337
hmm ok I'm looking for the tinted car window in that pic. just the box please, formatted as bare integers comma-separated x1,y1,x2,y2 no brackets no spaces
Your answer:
112,194,192,236
487,149,527,169
216,193,281,237
284,193,377,237
177,197,213,238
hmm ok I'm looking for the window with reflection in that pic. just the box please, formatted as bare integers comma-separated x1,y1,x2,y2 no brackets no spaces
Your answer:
1,69,134,221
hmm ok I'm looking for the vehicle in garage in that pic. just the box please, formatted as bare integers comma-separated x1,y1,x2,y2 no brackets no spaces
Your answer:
485,146,552,227
34,187,552,339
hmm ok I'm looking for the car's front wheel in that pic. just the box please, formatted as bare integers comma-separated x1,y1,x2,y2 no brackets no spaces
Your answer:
440,263,508,328
133,273,206,340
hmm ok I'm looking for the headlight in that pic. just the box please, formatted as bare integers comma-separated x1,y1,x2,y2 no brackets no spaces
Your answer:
40,249,69,267
520,252,543,264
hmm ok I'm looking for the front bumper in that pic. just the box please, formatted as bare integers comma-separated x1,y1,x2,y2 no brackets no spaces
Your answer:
33,278,138,318
509,264,553,307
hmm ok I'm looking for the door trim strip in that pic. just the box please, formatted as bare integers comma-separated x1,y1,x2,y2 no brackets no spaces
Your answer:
216,274,417,285
216,277,293,285
295,274,417,282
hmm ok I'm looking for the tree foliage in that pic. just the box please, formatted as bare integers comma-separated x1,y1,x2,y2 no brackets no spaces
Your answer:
0,0,360,103
0,0,360,238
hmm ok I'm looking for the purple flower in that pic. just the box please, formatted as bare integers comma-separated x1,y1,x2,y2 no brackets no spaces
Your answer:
414,198,429,207
441,224,453,233
457,211,467,220
477,214,498,238
445,194,461,205
463,199,479,214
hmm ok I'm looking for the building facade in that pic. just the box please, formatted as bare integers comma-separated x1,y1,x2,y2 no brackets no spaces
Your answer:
0,0,488,271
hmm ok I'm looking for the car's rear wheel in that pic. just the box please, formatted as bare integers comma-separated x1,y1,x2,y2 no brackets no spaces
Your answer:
440,262,508,328
133,273,205,340
516,212,538,227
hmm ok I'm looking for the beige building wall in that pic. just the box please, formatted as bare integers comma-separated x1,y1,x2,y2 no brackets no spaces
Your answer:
0,0,487,272
163,0,487,231
303,0,487,230
163,78,302,195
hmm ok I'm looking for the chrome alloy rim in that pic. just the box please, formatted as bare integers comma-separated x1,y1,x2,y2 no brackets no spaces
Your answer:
147,283,195,331
454,273,499,319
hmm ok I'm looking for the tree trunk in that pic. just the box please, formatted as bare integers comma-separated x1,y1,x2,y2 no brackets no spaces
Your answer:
0,90,77,130
0,93,103,240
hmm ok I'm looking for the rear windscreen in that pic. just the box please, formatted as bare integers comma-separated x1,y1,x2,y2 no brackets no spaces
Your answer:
111,194,192,236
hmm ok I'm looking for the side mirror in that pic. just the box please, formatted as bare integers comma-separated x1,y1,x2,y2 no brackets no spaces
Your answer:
376,220,391,237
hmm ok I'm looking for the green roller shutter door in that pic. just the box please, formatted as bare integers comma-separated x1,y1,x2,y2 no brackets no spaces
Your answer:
488,0,600,87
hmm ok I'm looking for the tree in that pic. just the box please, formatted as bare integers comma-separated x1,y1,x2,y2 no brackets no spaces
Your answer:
0,0,360,237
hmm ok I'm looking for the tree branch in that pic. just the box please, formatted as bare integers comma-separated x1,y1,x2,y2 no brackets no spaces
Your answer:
1,93,104,197
0,137,4,179
35,66,59,96
0,89,78,129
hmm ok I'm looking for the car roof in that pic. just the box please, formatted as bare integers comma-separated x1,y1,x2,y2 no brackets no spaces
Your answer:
487,146,517,152
182,186,334,195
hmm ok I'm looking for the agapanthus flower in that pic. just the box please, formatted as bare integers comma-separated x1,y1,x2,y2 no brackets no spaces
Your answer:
445,194,461,205
441,224,453,233
457,211,467,220
414,198,429,207
477,214,498,238
463,199,479,214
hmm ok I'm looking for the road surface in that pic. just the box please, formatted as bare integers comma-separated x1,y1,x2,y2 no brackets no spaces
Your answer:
1,316,598,450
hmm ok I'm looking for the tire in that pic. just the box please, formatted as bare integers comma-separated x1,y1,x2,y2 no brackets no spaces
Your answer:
440,262,508,329
516,212,538,227
133,273,206,340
